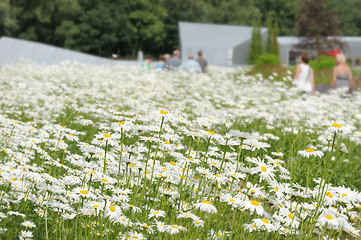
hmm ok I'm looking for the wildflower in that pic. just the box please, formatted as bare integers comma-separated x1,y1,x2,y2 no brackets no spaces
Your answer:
326,121,351,134
252,218,277,232
164,224,187,235
271,151,283,157
19,230,33,240
297,148,324,158
192,219,204,227
194,201,218,214
242,200,265,215
148,209,166,219
21,221,36,228
248,157,276,182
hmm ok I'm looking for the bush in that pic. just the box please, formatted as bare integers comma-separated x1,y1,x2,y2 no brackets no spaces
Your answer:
254,53,281,66
355,57,361,66
309,55,336,72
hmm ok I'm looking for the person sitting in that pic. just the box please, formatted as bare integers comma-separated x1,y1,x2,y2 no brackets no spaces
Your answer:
155,55,165,70
331,53,353,94
182,54,202,73
141,56,154,70
164,50,182,71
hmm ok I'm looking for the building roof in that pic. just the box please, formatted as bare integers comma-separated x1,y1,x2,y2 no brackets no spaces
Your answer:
179,22,267,48
0,37,138,66
277,36,361,45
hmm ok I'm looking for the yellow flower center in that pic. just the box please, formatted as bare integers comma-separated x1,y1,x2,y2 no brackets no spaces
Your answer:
261,218,269,224
326,215,333,220
251,224,257,228
195,221,200,224
288,214,294,219
306,149,314,152
207,131,215,135
215,174,221,177
261,166,267,172
332,123,341,128
171,225,178,228
93,205,99,208
109,205,116,212
118,122,125,125
342,193,348,197
202,201,211,204
170,162,177,166
326,192,333,198
164,141,170,144
251,200,259,206
153,211,159,214
160,110,168,114
103,134,112,138
274,187,279,192
80,190,89,194
229,199,236,202
102,178,108,182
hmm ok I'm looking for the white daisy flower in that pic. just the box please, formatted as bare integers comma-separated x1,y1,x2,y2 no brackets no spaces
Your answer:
242,199,265,215
148,209,166,219
164,224,187,235
297,148,324,158
193,201,217,214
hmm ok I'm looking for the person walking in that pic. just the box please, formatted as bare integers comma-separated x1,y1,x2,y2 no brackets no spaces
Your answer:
196,50,208,74
293,53,315,96
331,53,353,94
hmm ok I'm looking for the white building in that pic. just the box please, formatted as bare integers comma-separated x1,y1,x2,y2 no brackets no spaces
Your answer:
179,22,361,66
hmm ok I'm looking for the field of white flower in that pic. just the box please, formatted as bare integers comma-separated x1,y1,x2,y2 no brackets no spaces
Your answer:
0,63,360,239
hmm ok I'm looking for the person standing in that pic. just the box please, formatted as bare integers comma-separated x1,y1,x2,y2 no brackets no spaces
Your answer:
293,53,315,96
182,54,202,73
196,50,208,74
164,50,182,71
331,53,353,94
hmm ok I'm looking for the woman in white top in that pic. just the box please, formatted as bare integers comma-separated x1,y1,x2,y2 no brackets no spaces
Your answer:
294,53,315,96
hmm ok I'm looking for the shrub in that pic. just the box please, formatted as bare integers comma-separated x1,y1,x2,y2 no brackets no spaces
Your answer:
346,57,352,66
355,57,361,66
309,55,336,72
254,53,281,67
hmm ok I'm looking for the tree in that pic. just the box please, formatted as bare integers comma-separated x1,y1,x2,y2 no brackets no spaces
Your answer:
271,22,280,56
328,0,361,36
294,0,345,55
255,0,299,36
128,0,167,55
0,0,18,36
204,0,261,26
265,12,274,54
248,20,263,64
163,0,207,53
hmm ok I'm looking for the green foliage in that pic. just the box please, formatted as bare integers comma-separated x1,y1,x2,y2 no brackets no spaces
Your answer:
0,0,18,36
254,53,281,66
265,12,280,56
309,55,337,72
4,0,361,57
248,21,263,64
